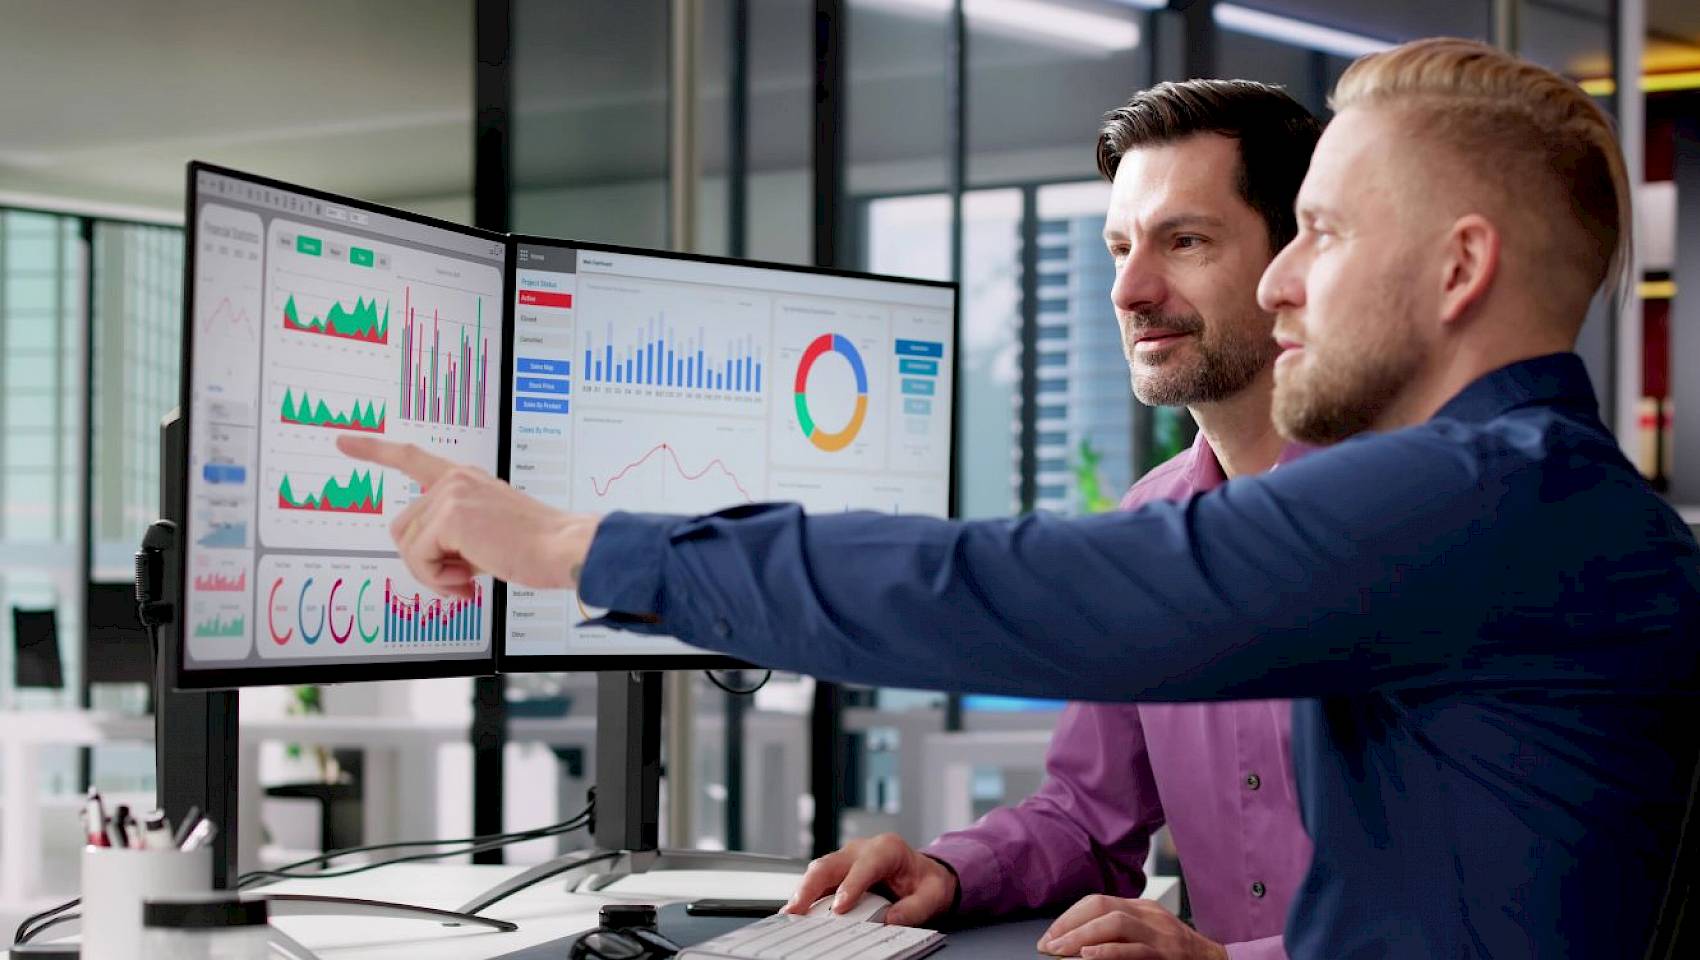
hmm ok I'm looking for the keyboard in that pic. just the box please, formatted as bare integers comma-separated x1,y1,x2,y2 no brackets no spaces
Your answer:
677,914,945,960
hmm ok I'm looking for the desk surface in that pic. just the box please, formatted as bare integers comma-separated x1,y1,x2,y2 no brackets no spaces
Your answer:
9,865,1177,959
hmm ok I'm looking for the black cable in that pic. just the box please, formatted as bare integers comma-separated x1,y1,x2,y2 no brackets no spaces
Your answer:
15,803,595,945
236,815,591,886
14,898,76,947
242,798,594,881
704,669,773,696
17,850,628,946
237,809,593,887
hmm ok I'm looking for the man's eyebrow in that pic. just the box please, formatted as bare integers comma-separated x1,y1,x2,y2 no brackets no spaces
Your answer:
1104,214,1226,245
1150,213,1227,234
1297,203,1340,223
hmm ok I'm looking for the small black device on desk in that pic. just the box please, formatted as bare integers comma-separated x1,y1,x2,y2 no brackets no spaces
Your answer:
685,899,788,918
569,904,682,960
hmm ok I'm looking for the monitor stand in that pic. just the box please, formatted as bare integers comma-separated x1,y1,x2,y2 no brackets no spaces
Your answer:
146,411,517,934
454,670,804,915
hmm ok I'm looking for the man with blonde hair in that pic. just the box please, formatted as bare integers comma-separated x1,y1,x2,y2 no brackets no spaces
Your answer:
346,39,1700,957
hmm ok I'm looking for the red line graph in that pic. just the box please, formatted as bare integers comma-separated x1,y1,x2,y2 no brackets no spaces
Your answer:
591,443,754,501
199,296,255,339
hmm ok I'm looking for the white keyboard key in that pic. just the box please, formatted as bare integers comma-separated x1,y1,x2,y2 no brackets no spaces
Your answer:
681,913,944,960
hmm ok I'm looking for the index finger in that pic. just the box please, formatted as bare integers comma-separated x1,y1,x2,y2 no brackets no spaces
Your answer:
784,850,856,914
336,435,455,488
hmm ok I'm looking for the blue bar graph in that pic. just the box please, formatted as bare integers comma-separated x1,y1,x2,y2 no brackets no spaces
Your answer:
580,318,763,396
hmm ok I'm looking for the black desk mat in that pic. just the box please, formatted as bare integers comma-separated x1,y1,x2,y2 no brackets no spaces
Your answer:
494,903,1058,958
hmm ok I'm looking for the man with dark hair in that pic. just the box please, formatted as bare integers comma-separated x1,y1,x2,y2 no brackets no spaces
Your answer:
361,79,1323,960
768,80,1324,960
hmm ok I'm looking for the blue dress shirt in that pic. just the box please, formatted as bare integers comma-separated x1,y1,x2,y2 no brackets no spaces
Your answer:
580,353,1700,958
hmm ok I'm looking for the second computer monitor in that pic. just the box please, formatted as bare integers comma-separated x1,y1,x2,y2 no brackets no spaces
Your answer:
501,238,957,669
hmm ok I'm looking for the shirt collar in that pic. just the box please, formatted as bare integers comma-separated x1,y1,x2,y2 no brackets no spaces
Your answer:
1432,352,1598,425
1187,428,1313,493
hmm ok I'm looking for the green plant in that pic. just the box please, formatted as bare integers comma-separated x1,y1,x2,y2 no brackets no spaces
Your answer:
1073,439,1118,514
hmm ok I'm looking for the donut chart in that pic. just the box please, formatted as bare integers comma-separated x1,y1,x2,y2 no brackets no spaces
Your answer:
793,333,868,452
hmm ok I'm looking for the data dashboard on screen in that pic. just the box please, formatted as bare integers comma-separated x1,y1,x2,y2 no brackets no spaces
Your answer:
180,166,506,682
504,240,957,661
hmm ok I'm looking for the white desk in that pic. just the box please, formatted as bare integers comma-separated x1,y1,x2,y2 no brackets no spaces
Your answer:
0,709,808,908
5,865,1179,959
0,711,153,905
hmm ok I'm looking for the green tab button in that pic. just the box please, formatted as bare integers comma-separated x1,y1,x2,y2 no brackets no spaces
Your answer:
350,246,374,267
296,235,322,256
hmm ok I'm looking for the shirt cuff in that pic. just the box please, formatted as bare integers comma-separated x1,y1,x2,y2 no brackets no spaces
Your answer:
1223,934,1288,960
921,834,1007,919
579,511,679,627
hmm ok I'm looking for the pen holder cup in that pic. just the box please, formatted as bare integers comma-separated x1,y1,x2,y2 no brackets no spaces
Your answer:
80,846,213,960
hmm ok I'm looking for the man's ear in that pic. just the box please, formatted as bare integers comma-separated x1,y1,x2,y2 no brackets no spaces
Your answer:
1439,213,1500,327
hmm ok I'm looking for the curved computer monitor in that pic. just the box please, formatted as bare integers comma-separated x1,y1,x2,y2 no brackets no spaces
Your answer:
176,164,507,689
498,237,959,671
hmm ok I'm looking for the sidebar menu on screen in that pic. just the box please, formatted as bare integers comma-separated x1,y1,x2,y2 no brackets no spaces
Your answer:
506,244,580,655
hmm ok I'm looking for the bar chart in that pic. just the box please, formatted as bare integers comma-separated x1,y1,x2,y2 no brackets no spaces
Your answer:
193,569,247,592
384,579,485,645
399,287,491,429
580,315,763,396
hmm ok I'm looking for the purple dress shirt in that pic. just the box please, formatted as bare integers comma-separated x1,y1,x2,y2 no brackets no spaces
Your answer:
925,431,1313,960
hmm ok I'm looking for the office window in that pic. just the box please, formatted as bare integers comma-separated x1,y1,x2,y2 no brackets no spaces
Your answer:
1030,180,1131,514
0,210,83,710
91,222,183,579
511,1,669,246
2,212,80,544
865,189,1023,520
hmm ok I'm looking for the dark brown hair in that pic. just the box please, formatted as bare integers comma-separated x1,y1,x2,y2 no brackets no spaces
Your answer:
1097,79,1323,252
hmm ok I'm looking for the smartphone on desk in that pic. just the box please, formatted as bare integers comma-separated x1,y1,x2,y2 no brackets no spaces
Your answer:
685,898,789,918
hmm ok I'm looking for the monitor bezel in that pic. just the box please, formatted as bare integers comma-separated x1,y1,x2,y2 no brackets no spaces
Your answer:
174,161,509,691
496,233,962,675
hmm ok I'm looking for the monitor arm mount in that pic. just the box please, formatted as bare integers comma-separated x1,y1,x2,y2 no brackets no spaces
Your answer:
138,411,518,946
454,670,804,917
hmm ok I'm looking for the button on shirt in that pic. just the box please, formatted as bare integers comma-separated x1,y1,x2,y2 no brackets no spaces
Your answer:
582,354,1700,958
923,431,1312,960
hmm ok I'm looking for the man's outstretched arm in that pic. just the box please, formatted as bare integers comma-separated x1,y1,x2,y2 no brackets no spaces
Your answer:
577,428,1526,702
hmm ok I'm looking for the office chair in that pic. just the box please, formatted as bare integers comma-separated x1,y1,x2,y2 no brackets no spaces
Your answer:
265,749,365,852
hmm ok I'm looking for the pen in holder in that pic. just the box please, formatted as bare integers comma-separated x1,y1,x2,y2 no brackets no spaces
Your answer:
80,845,213,960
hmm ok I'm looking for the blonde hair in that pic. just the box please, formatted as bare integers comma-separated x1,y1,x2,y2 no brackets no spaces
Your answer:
1331,38,1631,305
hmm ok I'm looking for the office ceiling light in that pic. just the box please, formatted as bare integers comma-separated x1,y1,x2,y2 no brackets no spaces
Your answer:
860,0,1140,53
1213,4,1394,60
1581,69,1700,97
